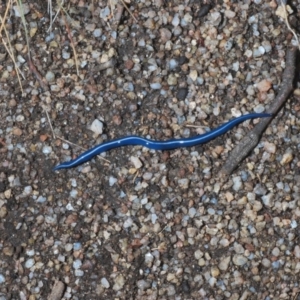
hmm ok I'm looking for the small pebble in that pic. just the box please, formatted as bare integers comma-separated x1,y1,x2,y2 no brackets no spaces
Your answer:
73,259,82,270
25,258,35,269
130,156,143,169
150,83,161,89
232,254,248,266
255,79,272,92
90,119,103,136
280,150,293,165
101,277,110,288
253,46,265,57
177,88,188,100
219,256,231,271
264,142,276,153
45,71,55,82
0,274,5,284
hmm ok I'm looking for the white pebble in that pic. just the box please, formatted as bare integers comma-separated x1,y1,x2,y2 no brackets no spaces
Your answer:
232,176,242,191
100,7,110,19
75,270,84,276
248,15,257,24
0,274,5,283
232,254,248,266
225,10,236,18
150,83,162,89
232,62,239,71
36,196,47,203
70,190,78,198
253,46,265,58
65,243,73,252
151,214,158,224
17,55,26,64
145,253,154,265
73,259,82,269
25,258,35,269
138,39,145,47
101,277,110,288
141,197,148,205
172,13,180,26
295,246,300,258
130,156,143,169
264,142,276,154
194,249,204,259
45,71,55,82
23,186,33,196
254,104,265,113
209,277,217,287
291,220,298,229
219,256,231,271
189,207,197,218
66,203,74,211
42,146,52,154
13,4,30,17
109,176,118,186
62,50,71,60
123,217,133,228
262,40,272,53
209,12,222,26
90,119,103,136
169,59,178,70
93,28,102,37
26,249,35,256
143,172,153,180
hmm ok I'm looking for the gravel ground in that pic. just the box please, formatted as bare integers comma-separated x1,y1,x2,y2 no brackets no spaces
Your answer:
1,1,300,299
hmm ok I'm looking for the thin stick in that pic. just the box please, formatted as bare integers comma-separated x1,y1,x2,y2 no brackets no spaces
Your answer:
44,108,55,139
220,46,297,175
280,0,300,50
119,0,137,22
47,0,53,32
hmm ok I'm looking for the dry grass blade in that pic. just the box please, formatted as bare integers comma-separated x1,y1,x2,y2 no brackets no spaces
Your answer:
119,0,137,22
16,0,31,59
0,0,24,93
47,0,53,32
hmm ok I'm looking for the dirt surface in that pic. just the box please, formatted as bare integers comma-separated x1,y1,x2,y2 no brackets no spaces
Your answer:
0,1,300,299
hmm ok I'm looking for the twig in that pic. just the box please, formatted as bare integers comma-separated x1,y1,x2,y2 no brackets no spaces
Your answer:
43,106,55,139
221,46,297,175
47,0,53,32
280,0,300,50
119,0,137,23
